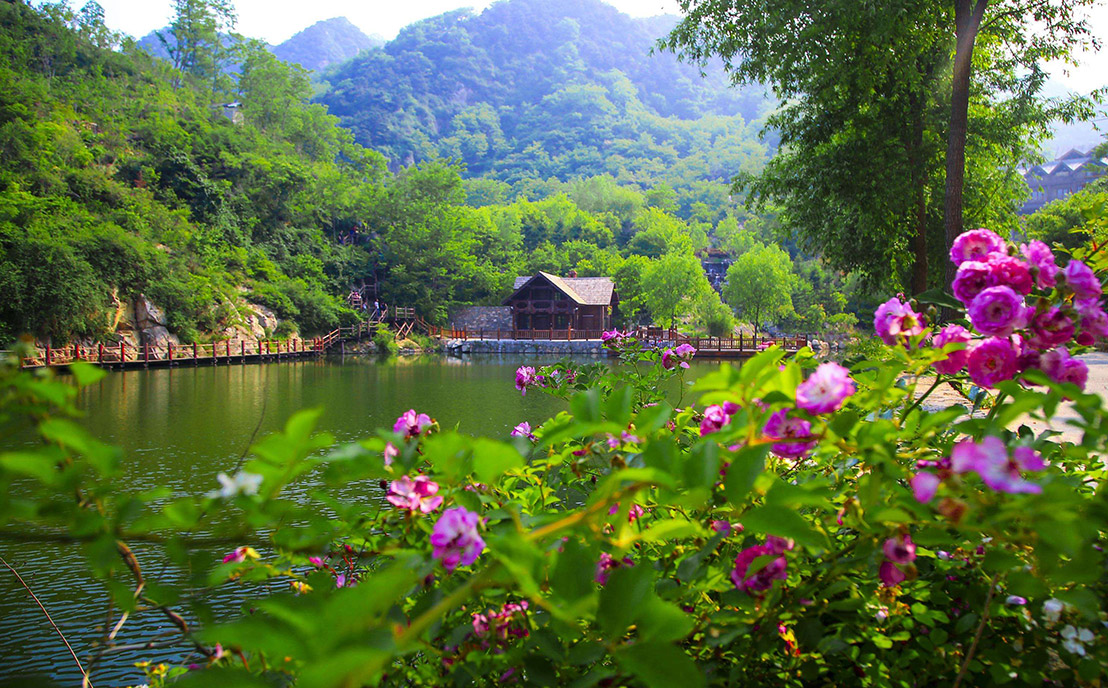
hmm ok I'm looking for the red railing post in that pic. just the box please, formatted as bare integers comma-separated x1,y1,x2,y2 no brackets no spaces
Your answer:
193,342,198,364
242,341,246,361
168,343,173,362
45,346,51,366
98,342,104,364
144,342,149,365
120,341,125,364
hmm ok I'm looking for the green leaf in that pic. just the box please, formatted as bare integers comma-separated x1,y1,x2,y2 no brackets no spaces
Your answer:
571,388,603,423
68,361,106,387
471,438,525,482
598,562,653,638
605,385,634,426
723,444,769,504
550,538,597,605
0,451,59,484
174,669,273,688
616,641,705,688
914,288,963,311
637,597,695,643
739,504,826,548
639,519,703,542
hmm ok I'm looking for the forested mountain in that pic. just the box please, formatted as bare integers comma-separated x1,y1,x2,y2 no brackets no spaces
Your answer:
138,16,380,73
314,0,773,186
271,17,382,71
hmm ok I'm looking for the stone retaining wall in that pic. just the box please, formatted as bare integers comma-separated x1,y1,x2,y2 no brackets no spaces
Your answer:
445,339,607,355
449,306,513,330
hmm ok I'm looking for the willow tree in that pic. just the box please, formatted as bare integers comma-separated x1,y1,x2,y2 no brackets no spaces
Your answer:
663,0,1102,293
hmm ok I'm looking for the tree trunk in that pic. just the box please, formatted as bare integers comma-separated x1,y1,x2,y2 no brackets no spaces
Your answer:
908,93,929,295
943,0,988,286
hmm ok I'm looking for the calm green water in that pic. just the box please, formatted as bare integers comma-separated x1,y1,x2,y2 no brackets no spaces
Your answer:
0,354,724,686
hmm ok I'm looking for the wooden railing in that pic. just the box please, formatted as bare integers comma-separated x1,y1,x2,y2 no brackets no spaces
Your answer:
17,338,323,368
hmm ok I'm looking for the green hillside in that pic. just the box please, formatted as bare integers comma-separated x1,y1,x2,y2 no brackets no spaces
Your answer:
315,0,773,189
0,0,386,343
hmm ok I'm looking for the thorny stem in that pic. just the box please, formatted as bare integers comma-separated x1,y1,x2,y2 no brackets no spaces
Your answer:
1,555,95,688
953,573,1000,688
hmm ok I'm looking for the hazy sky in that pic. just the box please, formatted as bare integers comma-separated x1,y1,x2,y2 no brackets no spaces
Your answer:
88,0,1106,92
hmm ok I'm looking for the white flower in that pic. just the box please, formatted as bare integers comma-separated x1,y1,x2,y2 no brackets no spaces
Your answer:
209,471,263,498
1060,625,1094,656
1043,598,1065,624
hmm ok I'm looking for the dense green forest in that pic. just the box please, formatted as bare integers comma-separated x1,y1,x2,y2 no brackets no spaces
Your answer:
3,0,840,346
5,0,1096,347
314,0,774,197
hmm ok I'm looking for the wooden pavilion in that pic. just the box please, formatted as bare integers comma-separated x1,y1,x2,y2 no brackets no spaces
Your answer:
503,271,618,333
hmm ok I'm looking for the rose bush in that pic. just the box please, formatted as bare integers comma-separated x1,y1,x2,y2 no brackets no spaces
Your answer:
2,228,1108,687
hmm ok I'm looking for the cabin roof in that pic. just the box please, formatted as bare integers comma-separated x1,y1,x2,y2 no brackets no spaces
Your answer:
507,272,616,306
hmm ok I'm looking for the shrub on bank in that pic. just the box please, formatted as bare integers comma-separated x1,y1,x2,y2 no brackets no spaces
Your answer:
2,228,1107,687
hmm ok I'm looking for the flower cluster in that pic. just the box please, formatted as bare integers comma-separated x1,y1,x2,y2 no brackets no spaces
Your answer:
700,400,740,436
930,229,1104,389
514,366,538,396
510,421,536,442
601,329,631,349
595,552,634,585
878,534,916,587
913,436,1047,502
431,507,485,572
661,343,697,370
386,475,444,514
394,409,433,439
608,502,645,522
472,600,530,642
731,536,793,595
762,409,817,459
795,362,855,415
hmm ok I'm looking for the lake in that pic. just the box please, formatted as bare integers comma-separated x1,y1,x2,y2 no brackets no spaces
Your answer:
0,353,726,686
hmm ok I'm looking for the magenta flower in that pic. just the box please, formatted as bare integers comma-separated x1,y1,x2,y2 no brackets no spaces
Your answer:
1026,307,1075,350
931,325,973,375
1063,260,1102,301
1075,299,1108,340
879,560,907,587
763,409,817,458
222,546,258,564
431,507,485,572
710,520,742,534
796,362,855,414
595,552,634,585
383,442,398,467
608,502,645,522
966,337,1018,388
601,329,627,343
766,535,795,554
699,404,733,436
515,366,537,396
394,409,433,439
662,343,697,370
1040,347,1089,391
874,297,925,345
511,421,536,442
968,286,1030,337
986,253,1034,295
387,475,444,514
882,535,917,564
950,437,1046,494
1020,241,1058,289
950,228,1007,266
952,261,992,305
911,472,940,503
731,544,787,595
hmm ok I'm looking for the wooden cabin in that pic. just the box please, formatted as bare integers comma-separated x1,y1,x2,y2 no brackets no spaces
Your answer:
503,271,618,332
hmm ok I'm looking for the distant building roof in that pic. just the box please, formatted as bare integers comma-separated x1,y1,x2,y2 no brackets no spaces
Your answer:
508,272,616,306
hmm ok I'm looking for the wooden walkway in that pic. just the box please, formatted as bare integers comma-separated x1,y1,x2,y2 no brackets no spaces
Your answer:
6,309,811,371
9,311,411,371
